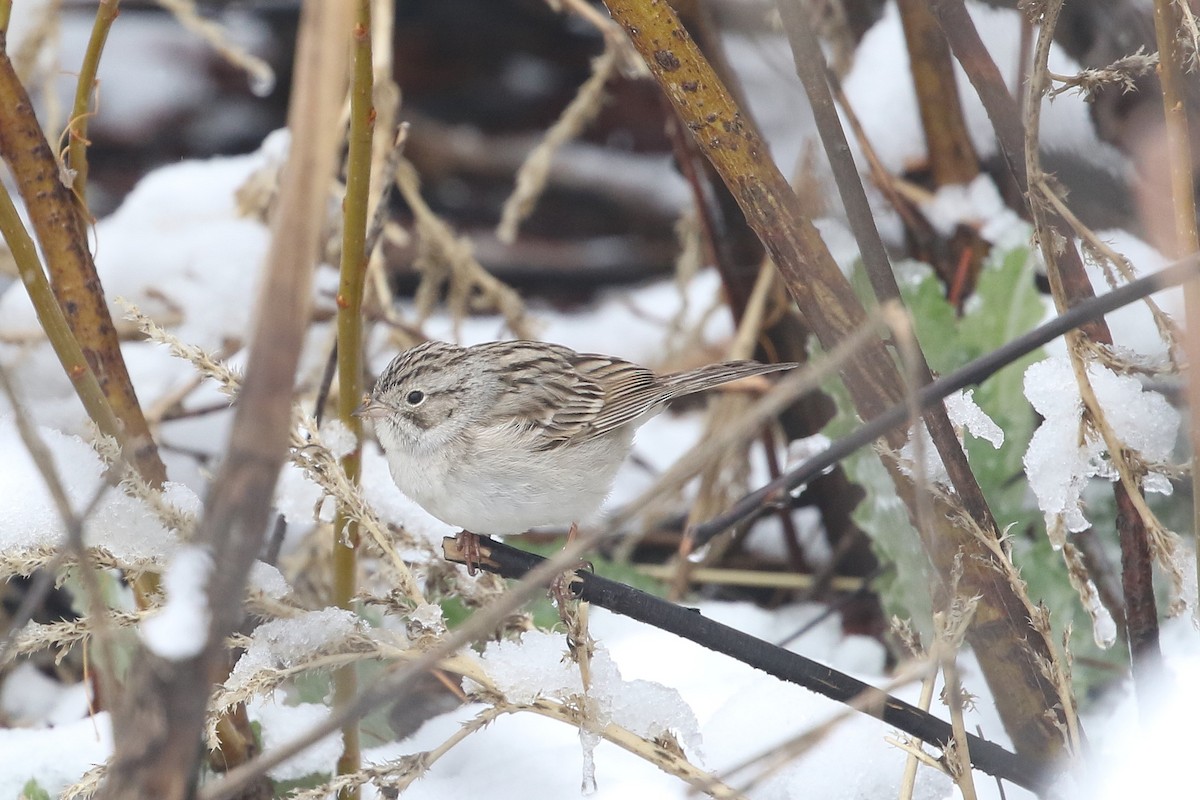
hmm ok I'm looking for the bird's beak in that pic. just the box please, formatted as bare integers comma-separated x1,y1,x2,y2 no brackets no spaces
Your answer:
354,395,390,420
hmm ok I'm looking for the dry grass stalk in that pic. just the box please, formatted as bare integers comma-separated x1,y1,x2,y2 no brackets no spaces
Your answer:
154,0,275,93
496,44,618,244
395,158,534,339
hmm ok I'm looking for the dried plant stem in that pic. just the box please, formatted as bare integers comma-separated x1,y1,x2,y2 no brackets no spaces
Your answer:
66,0,119,206
898,658,939,800
1150,0,1200,612
332,3,375,794
0,184,123,440
155,0,274,91
604,0,1069,769
0,32,168,489
100,0,351,794
0,1,10,33
633,564,869,591
496,44,617,244
1024,0,1166,685
935,598,979,800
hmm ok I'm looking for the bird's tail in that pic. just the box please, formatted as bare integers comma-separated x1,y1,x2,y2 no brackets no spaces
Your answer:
659,360,796,401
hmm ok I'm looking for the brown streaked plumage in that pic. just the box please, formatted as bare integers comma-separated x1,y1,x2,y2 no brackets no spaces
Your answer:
361,340,794,536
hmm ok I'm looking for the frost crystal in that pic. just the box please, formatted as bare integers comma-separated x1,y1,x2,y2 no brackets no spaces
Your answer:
899,389,1003,486
227,608,363,693
1023,357,1179,539
469,631,702,756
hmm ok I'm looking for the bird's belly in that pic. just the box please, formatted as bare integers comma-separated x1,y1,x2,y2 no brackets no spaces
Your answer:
385,433,630,535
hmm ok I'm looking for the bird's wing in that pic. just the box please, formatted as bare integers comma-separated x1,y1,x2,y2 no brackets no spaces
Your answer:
480,342,610,445
566,352,662,440
478,341,663,447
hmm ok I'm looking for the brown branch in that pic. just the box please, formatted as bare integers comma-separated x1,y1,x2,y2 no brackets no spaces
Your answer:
896,0,979,186
98,1,352,796
0,31,166,487
929,0,1163,709
603,0,1071,770
1024,0,1163,690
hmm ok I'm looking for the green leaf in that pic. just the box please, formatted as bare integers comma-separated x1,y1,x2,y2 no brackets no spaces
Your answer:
20,779,52,800
824,242,1049,627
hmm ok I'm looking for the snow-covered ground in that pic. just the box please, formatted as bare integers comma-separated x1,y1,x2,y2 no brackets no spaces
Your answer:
1,1,1196,798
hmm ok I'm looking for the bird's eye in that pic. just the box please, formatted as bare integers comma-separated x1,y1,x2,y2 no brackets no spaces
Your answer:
405,390,426,406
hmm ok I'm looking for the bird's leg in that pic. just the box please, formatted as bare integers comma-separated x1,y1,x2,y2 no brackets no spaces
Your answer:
456,530,482,576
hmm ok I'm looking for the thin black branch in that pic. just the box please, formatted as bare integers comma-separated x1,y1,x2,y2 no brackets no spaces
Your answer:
691,251,1200,545
452,536,1049,794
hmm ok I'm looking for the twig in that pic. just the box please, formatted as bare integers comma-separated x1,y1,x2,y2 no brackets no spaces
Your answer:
496,44,618,244
100,0,353,795
445,535,1048,793
64,0,119,209
692,251,1200,544
154,0,274,93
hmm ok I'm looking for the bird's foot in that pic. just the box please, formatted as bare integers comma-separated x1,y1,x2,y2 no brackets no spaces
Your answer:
456,530,482,576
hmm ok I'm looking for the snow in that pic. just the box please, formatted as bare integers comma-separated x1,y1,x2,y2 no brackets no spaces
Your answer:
139,545,214,660
248,560,292,600
0,2,1195,798
0,712,112,799
0,662,91,728
0,416,186,565
840,1,1127,181
468,630,702,756
247,692,344,782
1085,617,1200,799
1023,357,1179,538
899,390,1005,486
922,174,1029,251
226,609,365,696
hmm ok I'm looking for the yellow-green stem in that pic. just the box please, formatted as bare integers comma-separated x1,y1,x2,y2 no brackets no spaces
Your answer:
1150,0,1200,608
0,180,123,440
333,1,374,796
67,0,120,207
0,1,12,36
